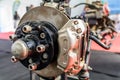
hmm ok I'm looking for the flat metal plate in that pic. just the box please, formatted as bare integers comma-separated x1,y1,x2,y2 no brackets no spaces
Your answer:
19,6,69,77
19,6,69,30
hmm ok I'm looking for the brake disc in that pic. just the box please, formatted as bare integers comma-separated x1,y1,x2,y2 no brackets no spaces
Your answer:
18,6,69,77
19,6,69,30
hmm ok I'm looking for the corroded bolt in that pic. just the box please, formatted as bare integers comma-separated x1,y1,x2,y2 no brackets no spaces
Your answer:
22,25,32,33
75,62,78,65
28,63,38,70
9,34,17,40
76,28,82,33
36,44,46,53
74,65,79,70
11,56,19,63
74,20,79,25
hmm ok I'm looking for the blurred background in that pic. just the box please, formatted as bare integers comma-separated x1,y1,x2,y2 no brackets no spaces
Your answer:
0,0,120,32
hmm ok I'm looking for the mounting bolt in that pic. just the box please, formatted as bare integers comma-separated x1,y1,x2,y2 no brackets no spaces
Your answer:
11,56,19,63
76,28,82,33
28,63,38,70
40,33,46,39
42,53,48,59
36,44,46,53
22,25,32,33
9,34,17,40
74,20,79,25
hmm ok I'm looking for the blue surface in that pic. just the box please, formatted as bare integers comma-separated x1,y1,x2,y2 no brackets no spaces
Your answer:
108,0,120,14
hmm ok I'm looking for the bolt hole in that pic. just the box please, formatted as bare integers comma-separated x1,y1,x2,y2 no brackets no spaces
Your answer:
11,56,18,63
36,45,45,53
11,58,15,62
29,63,37,70
37,47,41,51
23,27,27,32
29,65,33,70
9,36,12,40
40,33,45,39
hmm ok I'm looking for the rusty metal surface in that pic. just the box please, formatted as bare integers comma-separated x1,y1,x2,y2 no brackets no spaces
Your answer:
18,6,69,77
19,6,69,30
34,62,63,77
57,19,88,75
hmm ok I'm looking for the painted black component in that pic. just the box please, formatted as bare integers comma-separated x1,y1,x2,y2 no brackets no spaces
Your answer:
13,21,58,70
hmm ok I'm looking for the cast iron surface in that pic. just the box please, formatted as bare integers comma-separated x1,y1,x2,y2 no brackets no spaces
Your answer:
17,6,69,77
19,6,69,30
